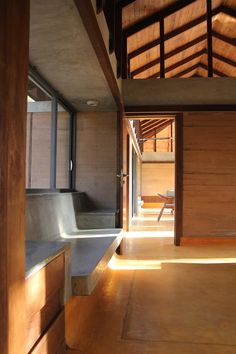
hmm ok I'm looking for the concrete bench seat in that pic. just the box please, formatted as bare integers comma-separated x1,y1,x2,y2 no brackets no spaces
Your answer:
26,192,123,295
73,192,118,229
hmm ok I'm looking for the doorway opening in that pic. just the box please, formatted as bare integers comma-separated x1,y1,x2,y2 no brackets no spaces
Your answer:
123,114,181,245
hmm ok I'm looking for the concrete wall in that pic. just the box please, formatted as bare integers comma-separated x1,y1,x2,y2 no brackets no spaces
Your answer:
183,112,236,237
141,163,175,196
76,112,117,209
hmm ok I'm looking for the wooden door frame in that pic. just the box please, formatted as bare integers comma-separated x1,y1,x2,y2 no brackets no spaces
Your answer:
119,113,184,245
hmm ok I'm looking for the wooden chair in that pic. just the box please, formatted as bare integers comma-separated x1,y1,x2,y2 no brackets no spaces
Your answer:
157,192,175,222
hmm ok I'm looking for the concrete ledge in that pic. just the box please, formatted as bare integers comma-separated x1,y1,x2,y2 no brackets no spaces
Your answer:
67,229,123,295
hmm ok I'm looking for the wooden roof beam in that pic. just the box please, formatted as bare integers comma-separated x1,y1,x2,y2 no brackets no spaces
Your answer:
212,52,236,68
119,0,136,8
131,34,207,77
128,6,227,59
143,120,173,138
142,119,171,135
172,63,200,78
199,63,226,77
124,0,197,37
147,49,205,79
212,31,236,46
207,0,213,77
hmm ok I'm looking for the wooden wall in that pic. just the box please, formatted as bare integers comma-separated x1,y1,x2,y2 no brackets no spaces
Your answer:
182,112,236,238
76,112,117,209
141,163,175,196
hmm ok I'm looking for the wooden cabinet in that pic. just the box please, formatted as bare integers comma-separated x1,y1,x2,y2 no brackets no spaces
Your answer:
25,254,65,353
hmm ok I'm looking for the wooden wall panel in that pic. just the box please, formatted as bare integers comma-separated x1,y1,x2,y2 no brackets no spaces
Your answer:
183,112,236,238
142,163,175,196
0,0,29,353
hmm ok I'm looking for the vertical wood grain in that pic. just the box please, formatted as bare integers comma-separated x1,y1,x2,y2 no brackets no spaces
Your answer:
0,0,29,353
175,114,183,246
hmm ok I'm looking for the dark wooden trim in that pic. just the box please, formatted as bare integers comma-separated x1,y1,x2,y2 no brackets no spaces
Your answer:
212,52,236,68
125,104,236,113
130,33,206,76
212,31,236,46
173,63,200,78
207,0,213,77
104,0,116,54
124,0,196,36
159,18,165,78
175,114,183,246
74,0,124,112
128,6,221,59
148,49,205,78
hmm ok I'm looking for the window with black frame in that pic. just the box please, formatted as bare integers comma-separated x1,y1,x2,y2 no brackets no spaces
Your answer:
26,71,75,191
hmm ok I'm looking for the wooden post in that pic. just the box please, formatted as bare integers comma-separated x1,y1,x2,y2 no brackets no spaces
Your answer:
0,1,29,353
159,18,165,78
207,0,213,77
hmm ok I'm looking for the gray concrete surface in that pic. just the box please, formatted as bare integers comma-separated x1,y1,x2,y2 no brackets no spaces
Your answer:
123,78,236,107
30,0,116,111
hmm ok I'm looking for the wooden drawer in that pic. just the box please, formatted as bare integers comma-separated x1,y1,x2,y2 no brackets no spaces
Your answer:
30,311,65,354
26,254,65,352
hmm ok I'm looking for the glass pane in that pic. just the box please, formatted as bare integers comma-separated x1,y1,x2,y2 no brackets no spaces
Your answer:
26,79,51,188
56,104,70,188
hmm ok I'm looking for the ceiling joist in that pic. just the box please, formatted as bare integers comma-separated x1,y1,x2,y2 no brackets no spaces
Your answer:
141,119,171,134
143,120,173,138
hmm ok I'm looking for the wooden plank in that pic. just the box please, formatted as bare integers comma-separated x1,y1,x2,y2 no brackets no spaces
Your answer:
175,114,183,246
0,1,29,353
212,31,236,47
124,0,197,37
148,49,205,78
128,6,222,59
173,63,199,78
74,0,123,112
131,34,206,76
30,311,65,354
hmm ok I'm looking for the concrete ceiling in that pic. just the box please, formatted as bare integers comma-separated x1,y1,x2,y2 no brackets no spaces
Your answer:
30,0,116,111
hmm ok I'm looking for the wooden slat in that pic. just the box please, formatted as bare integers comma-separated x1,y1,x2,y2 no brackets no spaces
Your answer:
124,0,197,36
0,1,29,353
147,48,205,78
131,34,207,76
128,6,222,59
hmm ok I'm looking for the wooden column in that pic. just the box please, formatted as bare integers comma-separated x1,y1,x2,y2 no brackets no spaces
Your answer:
207,0,213,77
159,18,165,78
0,1,29,353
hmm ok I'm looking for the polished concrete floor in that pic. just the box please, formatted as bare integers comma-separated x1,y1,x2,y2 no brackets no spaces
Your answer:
66,209,236,354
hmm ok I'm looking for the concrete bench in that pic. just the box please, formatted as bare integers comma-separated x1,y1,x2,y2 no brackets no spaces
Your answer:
73,192,118,229
26,192,123,295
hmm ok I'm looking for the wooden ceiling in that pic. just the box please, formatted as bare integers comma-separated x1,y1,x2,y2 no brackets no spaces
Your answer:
120,0,236,79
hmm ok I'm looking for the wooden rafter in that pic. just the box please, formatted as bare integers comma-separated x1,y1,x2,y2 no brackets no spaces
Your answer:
124,0,197,37
128,6,233,59
142,119,171,135
143,120,173,138
131,34,207,77
173,63,200,78
135,48,236,78
212,31,236,47
199,63,226,77
147,49,205,79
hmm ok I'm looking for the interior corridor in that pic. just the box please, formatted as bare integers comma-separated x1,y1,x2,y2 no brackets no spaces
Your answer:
66,210,236,354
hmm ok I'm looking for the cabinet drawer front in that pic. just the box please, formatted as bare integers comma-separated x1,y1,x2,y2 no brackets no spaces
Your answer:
26,254,64,317
30,311,65,354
